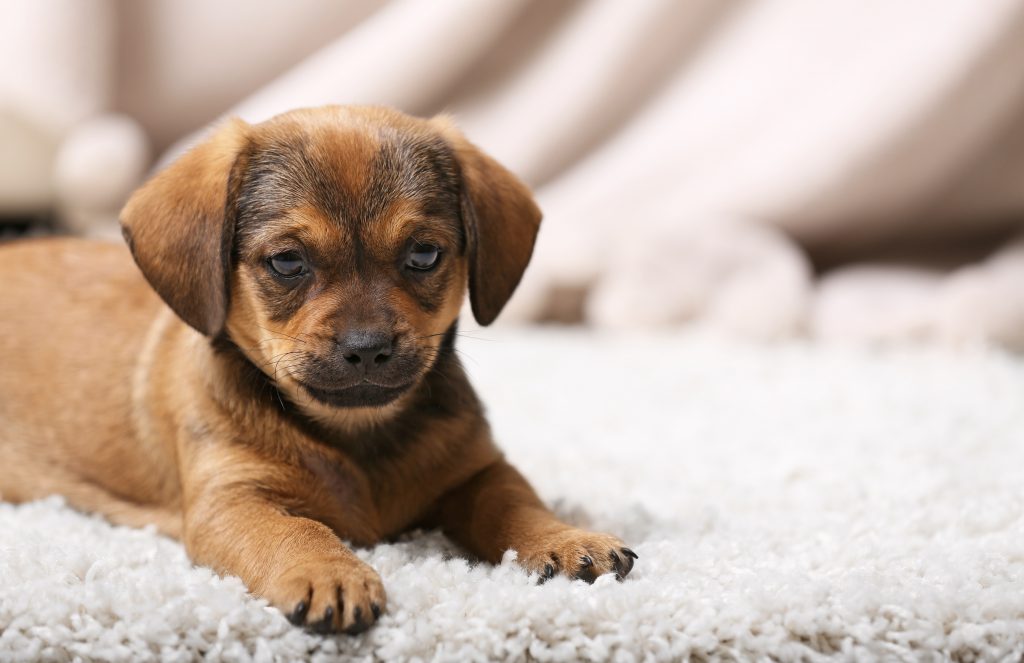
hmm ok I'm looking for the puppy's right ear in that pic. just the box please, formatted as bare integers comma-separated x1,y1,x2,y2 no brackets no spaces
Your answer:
120,118,251,337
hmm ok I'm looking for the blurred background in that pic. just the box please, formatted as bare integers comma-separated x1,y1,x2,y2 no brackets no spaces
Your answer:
2,0,1024,349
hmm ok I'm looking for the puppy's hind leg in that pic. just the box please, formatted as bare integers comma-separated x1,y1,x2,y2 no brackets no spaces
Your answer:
61,484,184,538
0,446,183,539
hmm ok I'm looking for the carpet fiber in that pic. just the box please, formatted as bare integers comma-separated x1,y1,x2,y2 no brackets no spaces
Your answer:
2,330,1024,661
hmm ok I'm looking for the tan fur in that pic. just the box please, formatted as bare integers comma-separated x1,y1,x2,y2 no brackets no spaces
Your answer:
0,105,634,635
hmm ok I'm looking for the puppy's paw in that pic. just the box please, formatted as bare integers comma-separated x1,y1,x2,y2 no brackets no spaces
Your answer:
515,528,637,583
262,554,386,635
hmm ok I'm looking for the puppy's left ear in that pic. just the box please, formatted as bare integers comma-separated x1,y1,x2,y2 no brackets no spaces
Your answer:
120,118,251,336
434,118,542,326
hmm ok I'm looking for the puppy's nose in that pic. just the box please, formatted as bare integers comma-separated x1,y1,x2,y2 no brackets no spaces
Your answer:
339,330,393,371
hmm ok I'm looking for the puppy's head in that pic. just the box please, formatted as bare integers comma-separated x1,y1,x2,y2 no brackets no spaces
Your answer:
121,106,540,410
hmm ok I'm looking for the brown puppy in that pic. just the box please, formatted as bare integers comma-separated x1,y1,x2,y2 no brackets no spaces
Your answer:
0,106,635,634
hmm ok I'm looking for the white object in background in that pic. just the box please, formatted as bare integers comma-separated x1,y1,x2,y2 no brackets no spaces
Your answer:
0,111,55,214
812,240,1024,351
585,219,812,340
53,114,150,235
0,0,115,218
937,235,1024,352
811,266,944,344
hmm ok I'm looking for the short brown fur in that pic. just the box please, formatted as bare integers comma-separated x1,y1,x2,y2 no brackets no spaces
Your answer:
0,106,634,634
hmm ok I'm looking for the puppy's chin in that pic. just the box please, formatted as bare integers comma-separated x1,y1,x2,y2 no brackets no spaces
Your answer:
298,381,414,408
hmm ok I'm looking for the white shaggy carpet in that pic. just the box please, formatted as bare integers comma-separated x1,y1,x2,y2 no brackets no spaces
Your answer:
2,329,1024,662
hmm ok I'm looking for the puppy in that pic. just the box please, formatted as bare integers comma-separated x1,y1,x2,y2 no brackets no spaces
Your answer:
0,106,635,634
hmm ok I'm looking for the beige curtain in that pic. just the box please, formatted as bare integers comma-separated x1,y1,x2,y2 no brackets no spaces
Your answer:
15,0,1018,345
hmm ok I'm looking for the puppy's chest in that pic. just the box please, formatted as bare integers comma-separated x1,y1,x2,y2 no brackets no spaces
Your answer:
300,441,456,544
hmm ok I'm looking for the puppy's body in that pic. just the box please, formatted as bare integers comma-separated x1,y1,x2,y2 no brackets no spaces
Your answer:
0,240,185,525
0,238,489,538
0,106,634,634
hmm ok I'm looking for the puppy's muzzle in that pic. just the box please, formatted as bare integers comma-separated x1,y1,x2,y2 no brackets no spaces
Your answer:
338,330,393,376
291,328,420,408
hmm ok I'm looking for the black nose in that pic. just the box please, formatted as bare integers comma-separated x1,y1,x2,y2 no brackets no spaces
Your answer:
339,330,393,372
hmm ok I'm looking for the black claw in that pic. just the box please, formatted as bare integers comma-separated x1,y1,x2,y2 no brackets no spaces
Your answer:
621,550,635,575
371,603,382,620
610,550,621,568
575,566,598,584
575,555,598,583
537,562,556,585
622,548,638,560
312,605,335,634
345,621,371,635
288,600,309,625
343,606,369,636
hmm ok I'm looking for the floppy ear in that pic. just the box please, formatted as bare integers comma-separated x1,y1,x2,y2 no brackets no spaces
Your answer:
120,118,251,336
435,119,542,326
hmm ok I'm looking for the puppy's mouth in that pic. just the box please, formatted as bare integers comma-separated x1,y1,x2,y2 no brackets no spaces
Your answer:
297,380,414,408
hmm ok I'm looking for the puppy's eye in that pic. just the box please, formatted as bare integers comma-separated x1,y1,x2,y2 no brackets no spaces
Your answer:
268,252,306,278
406,243,440,271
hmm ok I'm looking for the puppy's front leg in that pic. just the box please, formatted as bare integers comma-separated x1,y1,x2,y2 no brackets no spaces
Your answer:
180,446,384,634
436,459,636,582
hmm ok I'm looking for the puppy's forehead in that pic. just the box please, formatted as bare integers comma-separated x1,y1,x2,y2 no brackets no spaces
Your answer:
236,117,460,244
